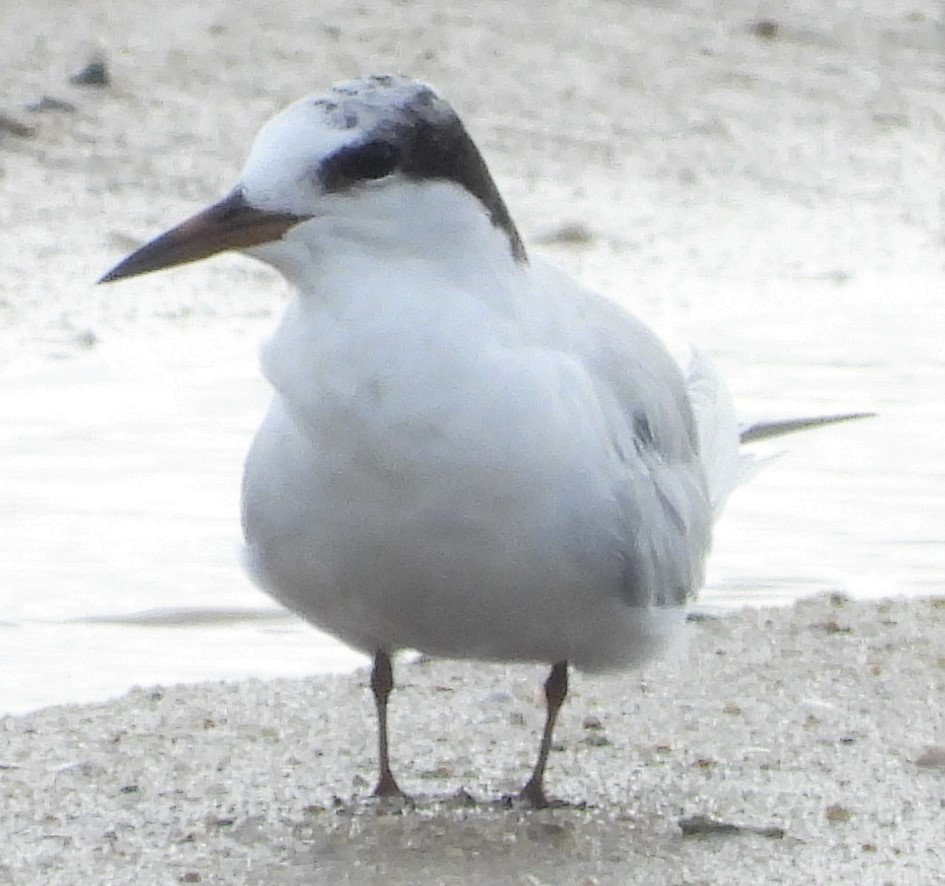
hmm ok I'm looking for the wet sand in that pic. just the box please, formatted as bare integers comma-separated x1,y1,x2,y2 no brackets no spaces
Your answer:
3,595,944,884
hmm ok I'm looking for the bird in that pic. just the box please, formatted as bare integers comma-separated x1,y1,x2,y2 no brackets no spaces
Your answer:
100,74,868,808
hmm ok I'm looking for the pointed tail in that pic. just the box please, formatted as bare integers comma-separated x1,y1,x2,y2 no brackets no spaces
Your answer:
685,349,873,519
739,412,875,444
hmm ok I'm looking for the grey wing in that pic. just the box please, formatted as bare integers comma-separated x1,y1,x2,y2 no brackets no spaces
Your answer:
535,264,713,608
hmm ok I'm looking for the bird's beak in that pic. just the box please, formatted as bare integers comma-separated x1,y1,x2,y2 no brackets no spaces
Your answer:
98,189,305,284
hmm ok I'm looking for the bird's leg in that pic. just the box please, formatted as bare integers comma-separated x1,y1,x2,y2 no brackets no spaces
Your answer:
370,649,405,798
519,661,569,808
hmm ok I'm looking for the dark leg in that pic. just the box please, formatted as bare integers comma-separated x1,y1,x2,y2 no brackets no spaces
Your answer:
519,661,569,808
370,650,404,798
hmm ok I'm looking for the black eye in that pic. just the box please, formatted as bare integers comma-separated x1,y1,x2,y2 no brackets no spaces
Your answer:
322,140,401,191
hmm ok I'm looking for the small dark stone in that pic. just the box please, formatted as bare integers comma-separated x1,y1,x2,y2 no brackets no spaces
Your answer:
821,620,852,635
680,815,740,836
825,803,853,823
70,60,110,86
750,20,779,40
26,95,77,113
0,112,35,138
680,814,784,838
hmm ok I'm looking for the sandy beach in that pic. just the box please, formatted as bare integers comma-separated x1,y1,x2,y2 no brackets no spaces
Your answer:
3,595,945,884
2,0,944,882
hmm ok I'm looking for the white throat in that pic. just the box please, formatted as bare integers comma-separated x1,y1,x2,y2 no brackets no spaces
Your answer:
247,177,524,297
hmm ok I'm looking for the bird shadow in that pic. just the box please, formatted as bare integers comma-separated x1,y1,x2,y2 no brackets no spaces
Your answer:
326,786,591,816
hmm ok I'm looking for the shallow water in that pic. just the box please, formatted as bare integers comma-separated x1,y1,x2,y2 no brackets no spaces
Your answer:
1,269,941,716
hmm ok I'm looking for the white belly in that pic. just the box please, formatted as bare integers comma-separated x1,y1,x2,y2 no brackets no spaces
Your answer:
239,275,708,671
242,404,692,672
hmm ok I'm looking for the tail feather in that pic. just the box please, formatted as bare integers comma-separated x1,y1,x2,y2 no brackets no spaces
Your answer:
685,349,872,520
739,412,875,444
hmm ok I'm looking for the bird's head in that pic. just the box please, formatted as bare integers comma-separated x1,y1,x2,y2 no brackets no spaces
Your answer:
100,74,525,286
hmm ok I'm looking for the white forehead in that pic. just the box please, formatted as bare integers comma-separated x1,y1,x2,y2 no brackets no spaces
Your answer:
239,75,451,214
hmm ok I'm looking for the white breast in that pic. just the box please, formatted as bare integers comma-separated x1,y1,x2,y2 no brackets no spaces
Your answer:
240,216,711,671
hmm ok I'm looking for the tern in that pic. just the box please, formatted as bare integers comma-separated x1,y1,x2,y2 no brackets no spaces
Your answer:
101,74,867,807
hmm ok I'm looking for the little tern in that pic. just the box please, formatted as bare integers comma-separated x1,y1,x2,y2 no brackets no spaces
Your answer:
101,74,866,807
